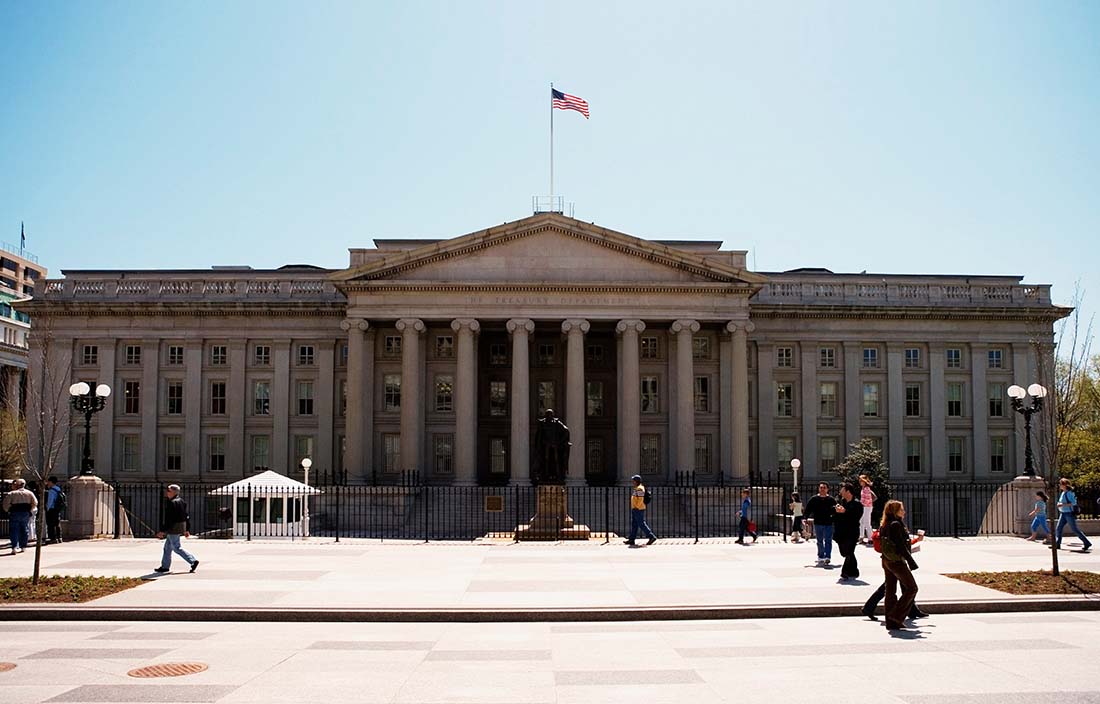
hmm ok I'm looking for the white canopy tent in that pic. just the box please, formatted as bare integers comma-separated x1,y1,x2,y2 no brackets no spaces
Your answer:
209,470,322,539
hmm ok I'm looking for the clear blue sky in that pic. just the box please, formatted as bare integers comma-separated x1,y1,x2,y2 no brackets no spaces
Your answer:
1,2,1097,326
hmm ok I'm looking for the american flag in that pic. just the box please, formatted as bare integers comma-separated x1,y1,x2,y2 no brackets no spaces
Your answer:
552,89,589,119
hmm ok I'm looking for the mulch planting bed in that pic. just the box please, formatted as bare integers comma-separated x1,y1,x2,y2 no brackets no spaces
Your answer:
945,570,1100,595
0,575,145,603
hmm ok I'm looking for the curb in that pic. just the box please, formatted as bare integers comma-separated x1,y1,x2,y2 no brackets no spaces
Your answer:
3,597,1099,623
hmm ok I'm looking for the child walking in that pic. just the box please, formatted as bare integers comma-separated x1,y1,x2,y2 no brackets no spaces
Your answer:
736,488,757,544
790,491,804,543
1027,491,1049,542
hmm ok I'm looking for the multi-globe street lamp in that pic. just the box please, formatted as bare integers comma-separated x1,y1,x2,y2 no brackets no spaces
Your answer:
1007,383,1047,478
69,382,111,476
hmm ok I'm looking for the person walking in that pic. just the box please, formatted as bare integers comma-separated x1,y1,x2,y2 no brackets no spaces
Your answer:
857,475,876,545
790,491,804,543
1026,491,1049,542
879,500,919,631
1055,478,1093,552
624,474,656,546
736,488,757,544
45,477,65,545
2,478,37,554
154,484,200,573
833,482,862,580
805,483,836,565
863,529,927,620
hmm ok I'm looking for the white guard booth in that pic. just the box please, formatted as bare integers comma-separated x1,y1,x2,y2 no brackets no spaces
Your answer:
208,470,323,539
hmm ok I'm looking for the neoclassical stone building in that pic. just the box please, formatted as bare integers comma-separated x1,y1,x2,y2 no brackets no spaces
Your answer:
23,213,1068,485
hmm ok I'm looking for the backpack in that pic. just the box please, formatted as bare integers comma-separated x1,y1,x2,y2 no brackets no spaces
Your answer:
643,489,653,506
52,486,67,512
871,528,882,553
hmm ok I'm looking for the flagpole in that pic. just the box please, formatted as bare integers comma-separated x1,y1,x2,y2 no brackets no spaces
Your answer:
549,82,554,201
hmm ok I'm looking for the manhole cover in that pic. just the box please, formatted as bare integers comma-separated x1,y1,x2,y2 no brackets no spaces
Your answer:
0,663,16,673
128,663,208,678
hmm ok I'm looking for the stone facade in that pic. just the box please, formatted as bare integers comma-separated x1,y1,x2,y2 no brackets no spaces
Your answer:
21,213,1069,485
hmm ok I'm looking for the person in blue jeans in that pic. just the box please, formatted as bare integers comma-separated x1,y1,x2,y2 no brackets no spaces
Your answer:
804,482,836,565
2,478,37,554
1055,478,1093,552
736,488,757,544
154,484,200,573
624,475,656,546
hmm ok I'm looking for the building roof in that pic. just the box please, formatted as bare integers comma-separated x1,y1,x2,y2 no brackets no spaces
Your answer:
208,470,323,496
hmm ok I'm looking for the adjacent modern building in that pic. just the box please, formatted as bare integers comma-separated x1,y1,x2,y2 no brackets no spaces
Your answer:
0,237,46,416
22,213,1070,484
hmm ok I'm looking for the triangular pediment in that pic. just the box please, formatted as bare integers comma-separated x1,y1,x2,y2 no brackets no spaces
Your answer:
332,213,767,288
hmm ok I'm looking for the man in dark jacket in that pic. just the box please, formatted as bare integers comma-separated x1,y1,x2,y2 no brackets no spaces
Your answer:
805,483,836,565
833,482,861,580
154,484,199,573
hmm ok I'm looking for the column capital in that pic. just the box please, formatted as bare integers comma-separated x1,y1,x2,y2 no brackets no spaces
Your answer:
561,319,590,335
615,319,646,335
450,318,481,334
395,318,425,334
506,318,535,335
725,320,755,335
670,319,700,335
340,318,369,332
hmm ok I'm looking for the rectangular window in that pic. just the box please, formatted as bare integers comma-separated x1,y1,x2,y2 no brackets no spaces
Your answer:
125,344,142,365
905,348,921,368
297,380,314,415
254,345,271,366
82,345,98,366
776,382,793,417
586,344,604,364
294,435,314,464
820,437,838,472
489,343,507,366
641,336,659,360
862,347,879,368
121,434,140,472
990,437,1007,473
640,435,660,474
585,438,603,475
490,380,508,416
210,381,226,415
692,336,710,360
434,434,454,474
384,336,402,356
251,435,270,473
340,379,347,416
863,382,880,417
435,375,454,412
253,381,270,415
340,344,349,366
776,347,793,368
586,381,604,417
906,437,922,473
776,437,794,472
383,433,400,472
641,375,659,414
693,376,710,413
988,383,1004,417
905,383,921,417
124,381,141,414
538,343,555,365
988,348,1003,369
819,347,836,368
166,381,184,415
490,438,507,474
210,345,227,365
297,345,315,366
164,435,183,472
537,380,554,416
435,335,454,359
948,437,966,473
208,436,226,472
947,382,964,417
694,435,711,472
167,345,184,365
819,382,837,418
384,374,401,412
946,348,962,369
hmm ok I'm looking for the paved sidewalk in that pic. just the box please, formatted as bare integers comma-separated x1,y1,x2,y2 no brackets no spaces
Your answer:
2,535,1097,619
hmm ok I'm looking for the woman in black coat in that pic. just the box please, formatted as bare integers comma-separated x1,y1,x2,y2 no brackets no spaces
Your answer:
879,499,919,630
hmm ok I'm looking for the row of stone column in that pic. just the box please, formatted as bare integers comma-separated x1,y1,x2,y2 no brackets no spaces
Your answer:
342,316,754,484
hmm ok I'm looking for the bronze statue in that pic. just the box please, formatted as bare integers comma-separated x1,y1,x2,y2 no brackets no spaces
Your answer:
533,408,570,484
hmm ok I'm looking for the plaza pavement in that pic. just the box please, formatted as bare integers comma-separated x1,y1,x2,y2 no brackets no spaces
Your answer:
1,534,1097,620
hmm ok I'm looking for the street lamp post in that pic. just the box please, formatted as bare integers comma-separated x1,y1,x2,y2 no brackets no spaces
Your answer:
1007,383,1048,478
300,457,312,538
790,458,801,492
68,382,111,476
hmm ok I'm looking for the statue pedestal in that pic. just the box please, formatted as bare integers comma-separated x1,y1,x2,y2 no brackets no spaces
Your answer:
514,485,591,541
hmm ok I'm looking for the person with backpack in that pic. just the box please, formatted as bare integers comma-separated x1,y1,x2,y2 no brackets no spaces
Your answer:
624,474,656,546
45,476,66,544
736,488,757,544
1055,478,1093,552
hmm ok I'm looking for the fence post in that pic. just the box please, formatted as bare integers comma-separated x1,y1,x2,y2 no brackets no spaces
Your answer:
113,489,121,540
693,473,700,544
603,484,610,544
246,485,252,542
335,484,341,543
951,483,959,539
423,483,430,543
782,484,788,543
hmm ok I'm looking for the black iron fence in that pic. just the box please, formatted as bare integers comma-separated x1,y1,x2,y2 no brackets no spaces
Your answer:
94,477,1042,542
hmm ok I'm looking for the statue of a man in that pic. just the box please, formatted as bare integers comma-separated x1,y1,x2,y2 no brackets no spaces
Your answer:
534,409,571,484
